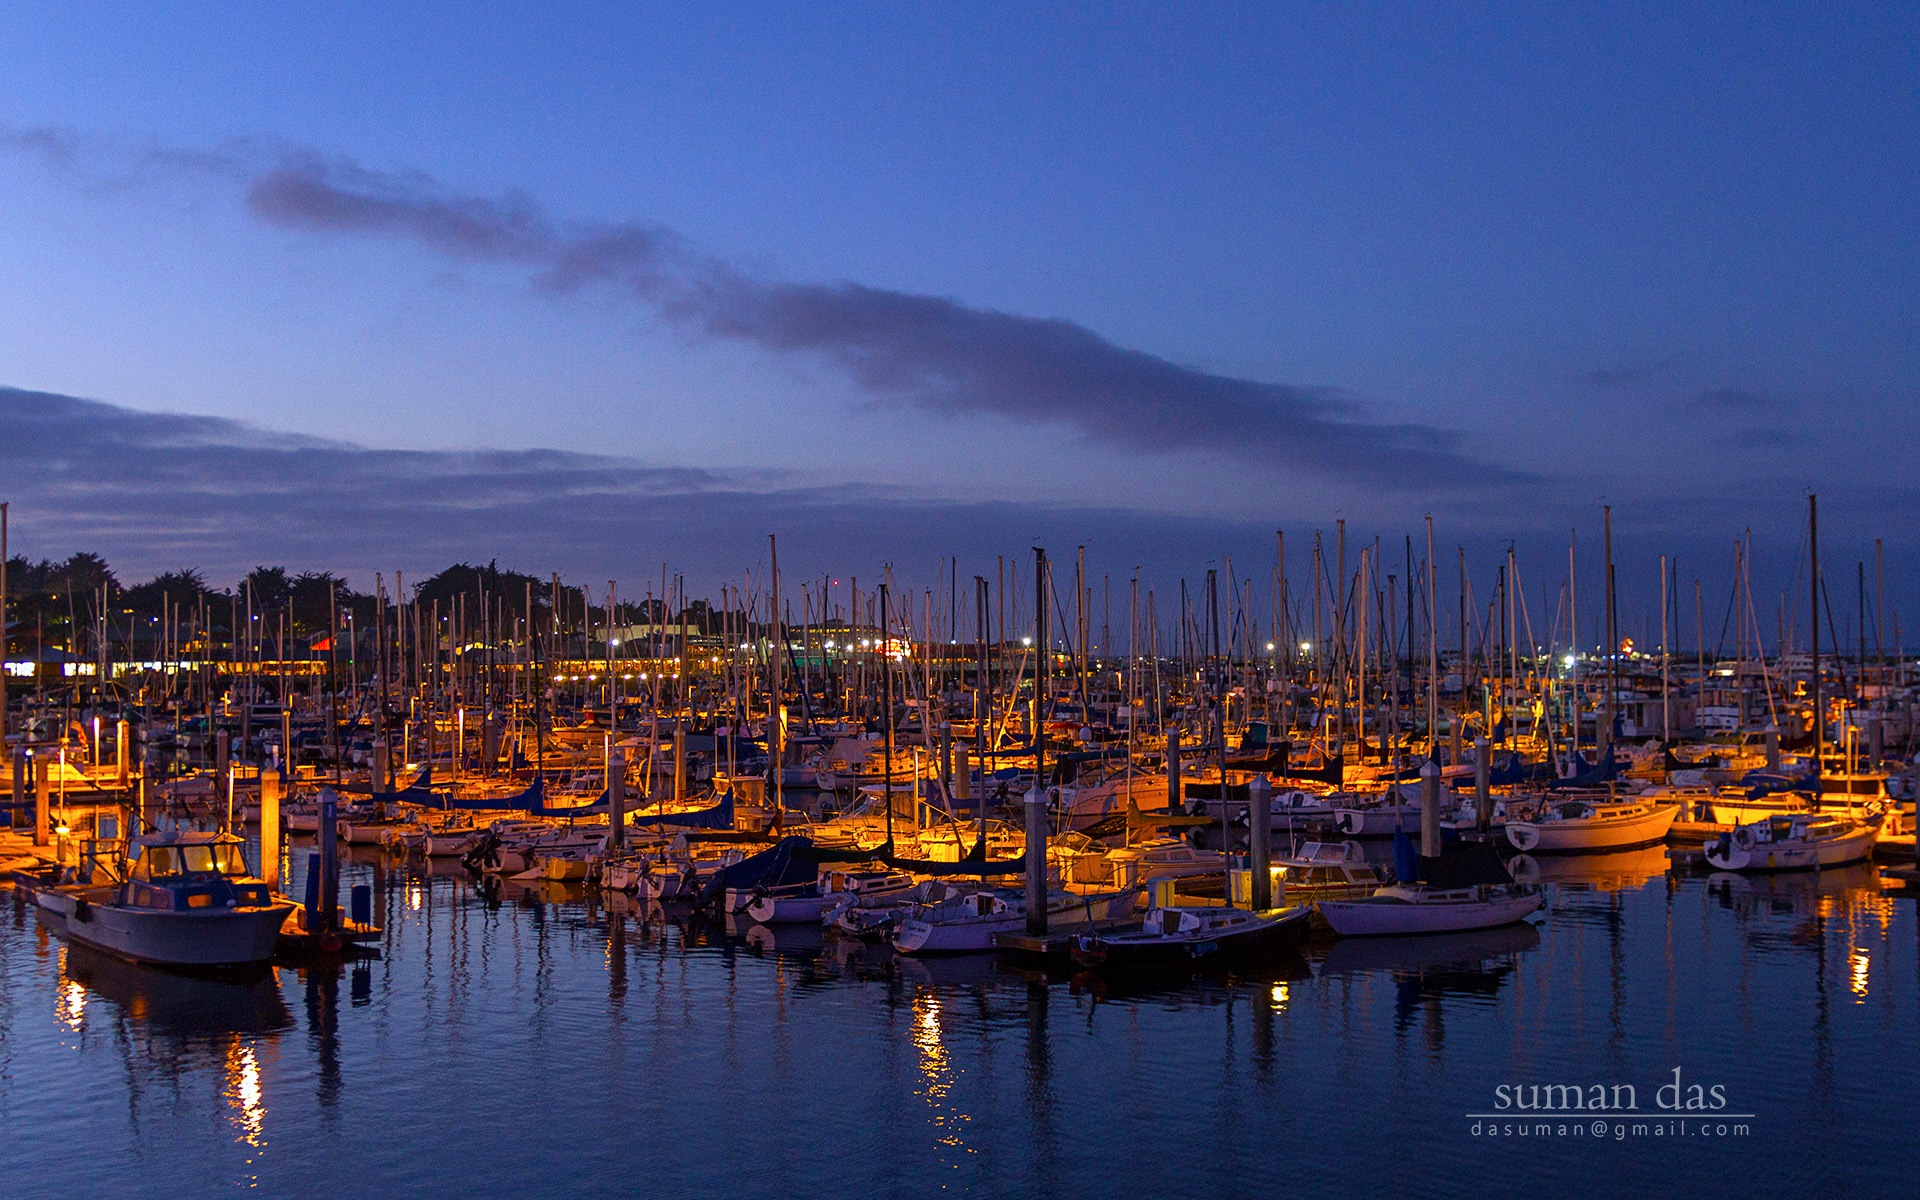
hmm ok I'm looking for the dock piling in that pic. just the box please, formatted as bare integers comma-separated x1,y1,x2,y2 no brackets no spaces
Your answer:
1474,735,1492,831
1420,757,1441,861
609,748,626,850
1025,783,1048,936
34,752,49,847
317,788,340,932
261,765,281,887
1249,772,1272,910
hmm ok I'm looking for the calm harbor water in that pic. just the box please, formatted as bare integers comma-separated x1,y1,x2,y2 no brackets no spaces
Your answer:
3,840,1916,1199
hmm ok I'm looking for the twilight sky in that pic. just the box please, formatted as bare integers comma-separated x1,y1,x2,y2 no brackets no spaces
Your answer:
0,5,1915,641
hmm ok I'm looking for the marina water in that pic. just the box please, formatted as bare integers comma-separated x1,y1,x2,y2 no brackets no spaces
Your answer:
3,842,1914,1198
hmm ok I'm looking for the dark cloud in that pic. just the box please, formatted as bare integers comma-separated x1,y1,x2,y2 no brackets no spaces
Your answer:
5,386,1911,635
0,386,1300,591
232,156,1517,487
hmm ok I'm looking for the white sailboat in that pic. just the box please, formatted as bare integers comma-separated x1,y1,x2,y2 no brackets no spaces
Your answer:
1704,811,1879,872
1503,797,1679,853
1316,881,1542,937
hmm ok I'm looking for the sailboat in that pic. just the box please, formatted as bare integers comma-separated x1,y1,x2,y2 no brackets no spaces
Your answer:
1503,796,1680,852
1314,836,1542,937
1704,811,1880,872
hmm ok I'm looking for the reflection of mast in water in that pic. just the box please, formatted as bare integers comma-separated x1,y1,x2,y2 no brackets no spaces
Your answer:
606,902,631,1022
1024,980,1057,1195
1809,897,1834,1115
303,965,343,1115
1251,983,1276,1078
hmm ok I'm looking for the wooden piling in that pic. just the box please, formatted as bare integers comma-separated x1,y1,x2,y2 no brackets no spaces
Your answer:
1249,772,1272,910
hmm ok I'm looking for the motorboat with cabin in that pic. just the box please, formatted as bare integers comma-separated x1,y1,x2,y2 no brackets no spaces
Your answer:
31,830,295,967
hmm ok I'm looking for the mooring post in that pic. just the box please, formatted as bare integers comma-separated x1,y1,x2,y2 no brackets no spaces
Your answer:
32,750,48,847
1474,735,1492,832
261,764,281,888
1765,727,1781,773
608,747,626,851
939,720,953,804
1167,727,1182,811
1249,772,1273,910
1420,757,1442,862
317,788,340,932
1024,782,1048,937
953,745,972,818
214,728,230,822
115,718,130,789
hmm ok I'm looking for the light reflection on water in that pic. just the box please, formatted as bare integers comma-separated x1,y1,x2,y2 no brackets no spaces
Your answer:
0,841,1915,1199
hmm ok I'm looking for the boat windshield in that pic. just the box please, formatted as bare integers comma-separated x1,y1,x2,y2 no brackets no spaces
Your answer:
141,842,248,877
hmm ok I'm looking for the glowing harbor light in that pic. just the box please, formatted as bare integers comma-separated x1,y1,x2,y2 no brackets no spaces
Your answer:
1021,636,1033,646
1266,642,1275,652
1299,641,1312,653
1563,654,1576,669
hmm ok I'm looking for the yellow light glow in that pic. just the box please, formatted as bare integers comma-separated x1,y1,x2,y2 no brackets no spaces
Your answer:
224,1042,266,1149
56,979,87,1030
1850,949,1870,999
1271,982,1289,1008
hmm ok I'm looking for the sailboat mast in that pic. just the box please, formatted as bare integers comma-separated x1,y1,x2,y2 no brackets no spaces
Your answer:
1810,493,1822,769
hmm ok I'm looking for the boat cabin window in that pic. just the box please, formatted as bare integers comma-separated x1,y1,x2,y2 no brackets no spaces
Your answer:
139,842,247,877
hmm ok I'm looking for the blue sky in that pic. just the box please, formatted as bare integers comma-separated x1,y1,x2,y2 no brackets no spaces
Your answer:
0,4,1915,627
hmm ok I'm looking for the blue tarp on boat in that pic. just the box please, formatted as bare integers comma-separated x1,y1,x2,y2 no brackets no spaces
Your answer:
428,777,545,811
1549,749,1621,790
1740,769,1819,799
627,790,735,830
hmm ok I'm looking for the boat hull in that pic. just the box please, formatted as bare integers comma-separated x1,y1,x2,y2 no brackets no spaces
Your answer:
1504,804,1679,853
1071,905,1311,970
35,890,295,967
1704,825,1877,872
1316,889,1541,937
893,889,1137,955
